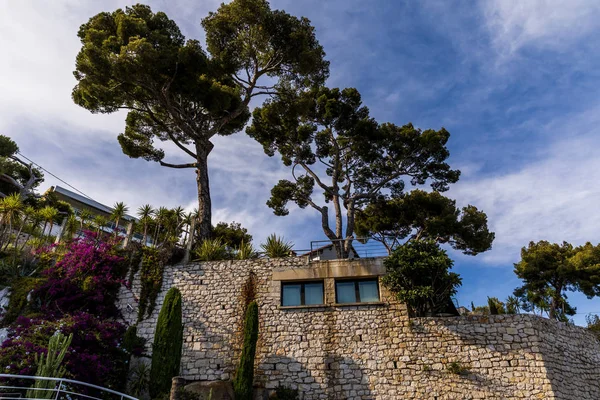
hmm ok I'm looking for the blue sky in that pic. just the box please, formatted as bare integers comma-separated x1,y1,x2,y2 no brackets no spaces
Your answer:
2,0,600,325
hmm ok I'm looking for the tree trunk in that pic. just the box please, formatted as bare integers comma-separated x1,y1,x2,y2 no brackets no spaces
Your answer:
550,284,562,320
195,147,212,242
142,224,148,247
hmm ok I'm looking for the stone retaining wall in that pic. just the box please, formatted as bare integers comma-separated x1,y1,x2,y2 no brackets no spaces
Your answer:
117,258,600,399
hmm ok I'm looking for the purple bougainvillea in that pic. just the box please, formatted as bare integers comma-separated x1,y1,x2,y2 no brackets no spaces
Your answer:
0,233,131,390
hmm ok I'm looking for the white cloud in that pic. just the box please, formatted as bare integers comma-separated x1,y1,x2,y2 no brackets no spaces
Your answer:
450,106,600,265
482,0,600,55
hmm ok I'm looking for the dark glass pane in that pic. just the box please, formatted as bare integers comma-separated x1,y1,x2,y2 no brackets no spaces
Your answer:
336,281,356,303
358,280,379,302
282,284,301,306
304,282,324,305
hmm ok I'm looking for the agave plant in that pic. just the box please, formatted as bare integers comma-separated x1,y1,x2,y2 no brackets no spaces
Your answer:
260,234,294,258
194,239,228,261
236,240,257,260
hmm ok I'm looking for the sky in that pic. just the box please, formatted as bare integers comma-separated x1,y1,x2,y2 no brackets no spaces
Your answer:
1,0,600,325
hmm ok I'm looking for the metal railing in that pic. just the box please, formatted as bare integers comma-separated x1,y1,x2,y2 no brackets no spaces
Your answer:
0,375,137,400
307,237,390,261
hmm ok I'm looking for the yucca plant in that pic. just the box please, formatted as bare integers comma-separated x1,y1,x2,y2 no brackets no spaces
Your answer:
137,204,154,246
194,239,228,261
260,234,294,258
111,201,129,236
237,240,257,260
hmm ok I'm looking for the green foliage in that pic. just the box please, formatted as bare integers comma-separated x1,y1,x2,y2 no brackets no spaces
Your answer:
212,221,252,249
123,325,146,356
138,247,165,322
383,241,461,317
2,277,43,326
128,362,150,398
273,385,299,400
355,190,494,255
513,240,600,320
247,86,460,257
446,361,469,375
194,238,229,261
586,314,600,338
237,240,258,260
260,234,293,258
150,287,183,399
487,297,505,315
26,332,73,399
505,296,520,314
233,301,259,400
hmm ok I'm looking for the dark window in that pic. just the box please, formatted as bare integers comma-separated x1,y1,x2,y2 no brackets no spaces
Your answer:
281,281,324,306
335,278,380,303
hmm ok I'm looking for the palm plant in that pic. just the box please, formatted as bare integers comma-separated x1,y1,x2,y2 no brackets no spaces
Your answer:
79,208,92,231
39,206,59,239
153,207,169,246
137,204,154,246
14,205,36,251
64,215,79,240
0,193,23,250
260,234,294,258
181,212,193,246
111,201,129,236
93,215,109,234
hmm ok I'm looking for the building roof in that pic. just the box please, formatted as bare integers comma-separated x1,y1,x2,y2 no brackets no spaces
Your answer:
51,185,136,222
300,243,360,258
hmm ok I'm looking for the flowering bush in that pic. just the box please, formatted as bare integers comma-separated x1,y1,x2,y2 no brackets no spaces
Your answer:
0,314,127,388
0,233,131,390
33,233,127,319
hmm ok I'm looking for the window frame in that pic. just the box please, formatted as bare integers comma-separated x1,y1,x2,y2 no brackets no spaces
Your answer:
280,280,325,307
334,277,380,304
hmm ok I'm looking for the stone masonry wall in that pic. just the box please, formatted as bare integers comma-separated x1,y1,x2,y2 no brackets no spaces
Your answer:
117,258,600,400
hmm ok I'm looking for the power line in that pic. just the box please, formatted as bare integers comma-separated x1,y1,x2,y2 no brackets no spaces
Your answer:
17,152,95,200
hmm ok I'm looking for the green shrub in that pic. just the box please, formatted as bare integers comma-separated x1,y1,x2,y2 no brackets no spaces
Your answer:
233,301,259,400
194,239,228,261
2,276,43,326
150,287,183,399
382,240,461,316
138,247,165,322
236,241,257,260
128,362,150,398
260,234,293,258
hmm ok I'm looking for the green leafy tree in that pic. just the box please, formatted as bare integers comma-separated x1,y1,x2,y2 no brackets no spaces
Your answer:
247,87,460,258
78,208,92,231
72,1,328,241
513,240,600,320
505,295,520,314
355,190,494,255
150,287,183,398
212,221,252,249
39,206,59,238
0,135,44,199
0,193,23,250
382,240,461,316
233,301,259,400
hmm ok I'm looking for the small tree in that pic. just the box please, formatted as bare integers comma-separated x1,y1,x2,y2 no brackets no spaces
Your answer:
111,202,129,236
212,221,253,249
150,287,183,399
248,87,460,258
0,135,44,199
513,240,600,321
233,301,259,400
383,240,461,316
355,190,494,255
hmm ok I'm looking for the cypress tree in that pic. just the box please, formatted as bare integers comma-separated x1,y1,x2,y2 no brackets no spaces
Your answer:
150,287,183,398
233,301,259,400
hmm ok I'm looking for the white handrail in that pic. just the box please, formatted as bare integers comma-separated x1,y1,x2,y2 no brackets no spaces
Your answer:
0,374,137,400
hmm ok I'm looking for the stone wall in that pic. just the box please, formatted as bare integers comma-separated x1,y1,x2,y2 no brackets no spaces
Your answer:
118,258,600,400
